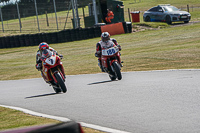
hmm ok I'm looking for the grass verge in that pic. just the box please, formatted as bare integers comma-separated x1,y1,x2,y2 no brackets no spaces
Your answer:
0,106,104,133
1,22,200,80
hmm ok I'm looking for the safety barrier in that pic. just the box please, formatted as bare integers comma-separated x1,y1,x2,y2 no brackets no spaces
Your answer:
0,22,132,48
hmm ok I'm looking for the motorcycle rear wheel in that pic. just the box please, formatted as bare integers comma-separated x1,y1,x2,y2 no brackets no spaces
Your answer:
113,62,122,80
55,73,67,93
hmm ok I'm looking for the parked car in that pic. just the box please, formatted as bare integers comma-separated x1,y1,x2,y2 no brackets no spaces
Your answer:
143,4,191,24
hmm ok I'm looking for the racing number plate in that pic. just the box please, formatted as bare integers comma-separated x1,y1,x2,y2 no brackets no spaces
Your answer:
102,47,119,56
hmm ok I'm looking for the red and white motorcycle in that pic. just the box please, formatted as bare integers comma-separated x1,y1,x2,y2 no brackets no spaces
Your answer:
100,45,122,80
41,49,67,93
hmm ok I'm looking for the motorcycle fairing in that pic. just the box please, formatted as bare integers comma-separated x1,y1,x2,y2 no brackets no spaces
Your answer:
42,54,64,82
45,55,56,66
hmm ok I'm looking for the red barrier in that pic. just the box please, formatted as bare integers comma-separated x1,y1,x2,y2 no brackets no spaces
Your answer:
100,22,125,36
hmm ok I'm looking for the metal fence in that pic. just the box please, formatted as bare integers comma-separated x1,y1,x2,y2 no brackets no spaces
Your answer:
0,0,90,34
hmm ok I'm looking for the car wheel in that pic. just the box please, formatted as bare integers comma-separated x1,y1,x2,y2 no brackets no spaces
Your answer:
184,21,189,23
145,16,151,22
165,15,172,24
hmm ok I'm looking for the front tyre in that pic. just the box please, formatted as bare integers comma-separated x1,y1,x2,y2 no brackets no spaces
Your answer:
113,62,122,80
55,73,67,93
109,74,116,81
53,87,61,93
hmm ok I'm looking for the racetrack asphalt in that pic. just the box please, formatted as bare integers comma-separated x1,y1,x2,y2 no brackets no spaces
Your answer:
0,69,200,133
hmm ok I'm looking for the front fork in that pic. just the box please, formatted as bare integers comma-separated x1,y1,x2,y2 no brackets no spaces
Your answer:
50,66,65,84
110,60,121,72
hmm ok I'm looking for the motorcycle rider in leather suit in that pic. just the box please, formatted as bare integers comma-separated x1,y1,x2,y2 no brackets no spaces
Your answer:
35,42,63,71
95,32,121,72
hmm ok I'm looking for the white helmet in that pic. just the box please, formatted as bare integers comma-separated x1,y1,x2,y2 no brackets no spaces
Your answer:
101,32,110,42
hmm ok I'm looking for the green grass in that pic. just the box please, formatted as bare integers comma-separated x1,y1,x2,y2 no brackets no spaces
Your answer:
123,0,200,10
0,107,104,133
0,22,200,80
0,107,60,130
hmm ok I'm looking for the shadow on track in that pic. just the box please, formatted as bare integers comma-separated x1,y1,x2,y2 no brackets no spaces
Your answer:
25,93,60,99
88,80,116,85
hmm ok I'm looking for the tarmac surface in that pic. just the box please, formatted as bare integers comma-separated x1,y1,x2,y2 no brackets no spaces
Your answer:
0,69,200,133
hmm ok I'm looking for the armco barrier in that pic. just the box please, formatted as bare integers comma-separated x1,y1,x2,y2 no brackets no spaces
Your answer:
41,33,48,43
69,29,76,41
0,37,2,48
79,28,84,40
94,26,101,37
0,22,131,49
50,32,58,43
57,30,66,43
1,37,5,48
9,36,15,47
88,27,95,38
37,33,43,44
75,28,81,40
19,35,25,47
46,33,52,44
64,29,72,42
29,34,35,46
82,28,89,39
24,34,31,46
14,35,20,47
5,36,11,48
33,34,39,46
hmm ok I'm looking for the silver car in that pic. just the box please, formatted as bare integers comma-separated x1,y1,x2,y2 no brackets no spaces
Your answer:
143,4,191,24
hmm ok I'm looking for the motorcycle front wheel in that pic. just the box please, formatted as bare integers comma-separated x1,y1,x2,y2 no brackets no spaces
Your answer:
109,74,116,81
54,73,67,93
53,86,62,93
113,61,122,80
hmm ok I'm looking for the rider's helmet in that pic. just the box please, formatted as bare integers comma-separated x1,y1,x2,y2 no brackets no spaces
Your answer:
101,32,110,42
42,49,52,59
39,42,49,51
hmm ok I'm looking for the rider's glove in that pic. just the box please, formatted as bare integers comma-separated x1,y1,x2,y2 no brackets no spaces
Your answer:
36,63,42,71
95,51,101,57
59,54,63,59
117,45,121,51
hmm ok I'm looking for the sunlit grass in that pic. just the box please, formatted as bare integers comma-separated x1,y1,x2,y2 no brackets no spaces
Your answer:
0,107,104,133
0,22,200,80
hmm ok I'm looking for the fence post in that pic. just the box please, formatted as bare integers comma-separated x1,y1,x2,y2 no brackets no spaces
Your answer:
45,11,49,27
128,8,131,22
16,1,22,32
0,0,4,33
187,4,189,12
64,1,72,30
34,0,40,32
53,0,59,30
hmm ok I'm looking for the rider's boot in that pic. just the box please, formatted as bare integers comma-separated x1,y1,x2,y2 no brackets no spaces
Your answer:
120,61,124,67
98,60,105,72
